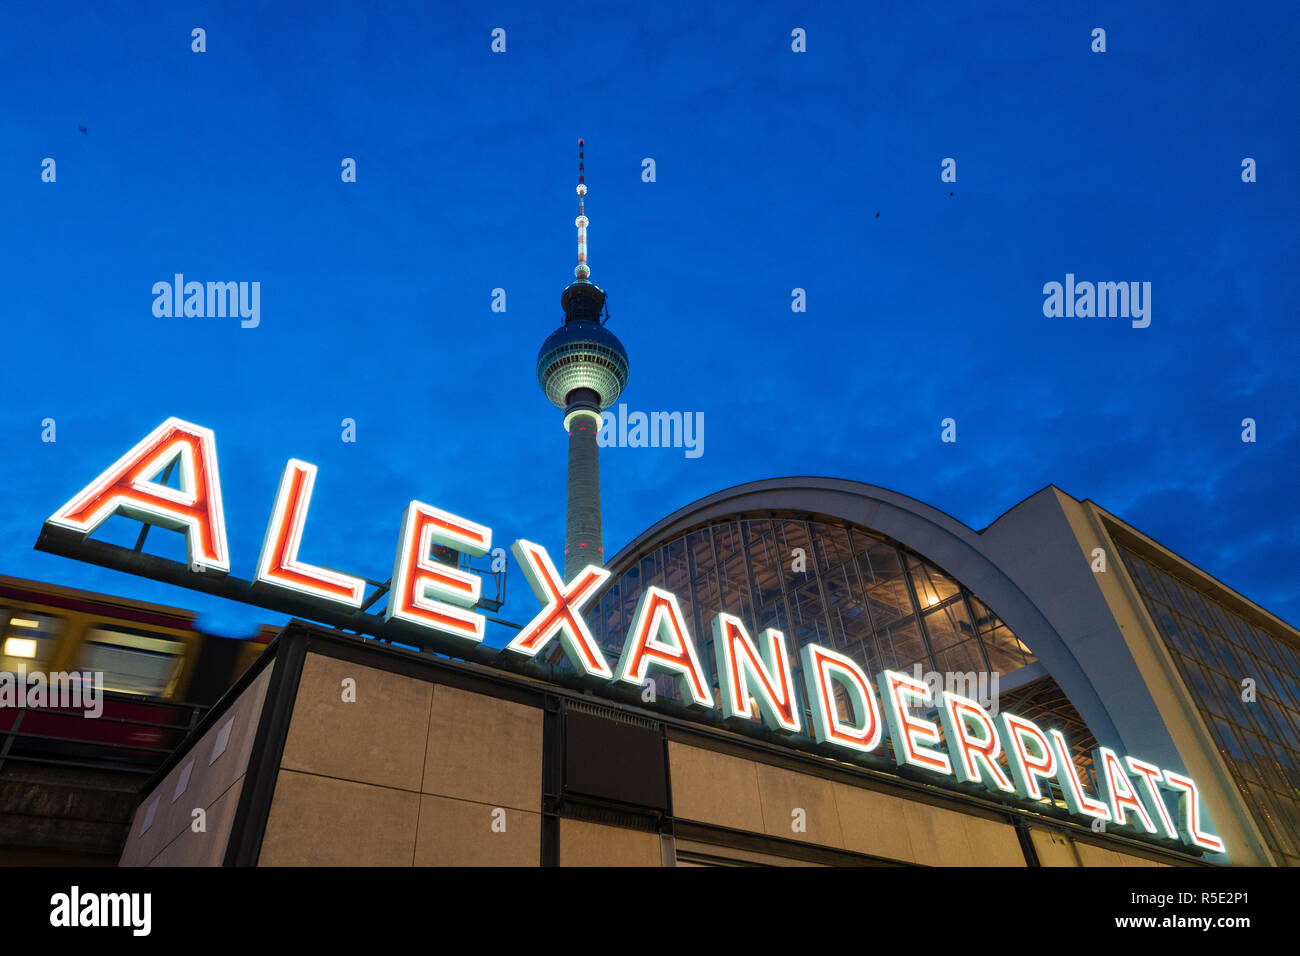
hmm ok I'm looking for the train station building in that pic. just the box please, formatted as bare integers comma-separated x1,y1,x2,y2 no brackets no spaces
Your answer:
107,477,1298,867
8,155,1298,867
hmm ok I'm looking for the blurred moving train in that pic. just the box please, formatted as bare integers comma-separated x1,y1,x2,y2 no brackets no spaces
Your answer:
0,574,273,774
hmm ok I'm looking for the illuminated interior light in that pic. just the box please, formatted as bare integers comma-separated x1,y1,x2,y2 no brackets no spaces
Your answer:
801,643,882,753
7,618,40,629
85,628,183,656
616,586,714,708
45,417,230,573
713,613,802,735
3,637,38,659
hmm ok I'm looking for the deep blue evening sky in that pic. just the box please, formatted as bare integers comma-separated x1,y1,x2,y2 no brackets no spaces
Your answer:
1,1,1296,641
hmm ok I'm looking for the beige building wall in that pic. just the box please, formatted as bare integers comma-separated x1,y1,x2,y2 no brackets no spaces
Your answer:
121,640,1219,867
257,653,543,866
252,653,1208,867
668,741,1026,866
559,819,662,866
119,662,275,867
1029,827,1170,867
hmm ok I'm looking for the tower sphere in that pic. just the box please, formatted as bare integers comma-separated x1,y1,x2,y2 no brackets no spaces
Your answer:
536,298,629,411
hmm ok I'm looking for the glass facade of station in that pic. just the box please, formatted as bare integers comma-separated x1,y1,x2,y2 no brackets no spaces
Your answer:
1119,545,1300,866
593,516,1035,679
589,514,1102,779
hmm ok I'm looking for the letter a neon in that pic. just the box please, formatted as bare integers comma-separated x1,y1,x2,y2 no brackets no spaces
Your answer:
46,417,229,572
616,586,713,708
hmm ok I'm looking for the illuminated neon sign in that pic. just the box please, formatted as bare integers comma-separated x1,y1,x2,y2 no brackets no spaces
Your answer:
39,417,1228,856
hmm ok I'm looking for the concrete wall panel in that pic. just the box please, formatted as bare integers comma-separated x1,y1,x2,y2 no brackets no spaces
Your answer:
281,652,432,792
667,742,763,832
414,794,539,866
754,763,844,849
559,819,660,866
259,770,419,866
422,684,543,812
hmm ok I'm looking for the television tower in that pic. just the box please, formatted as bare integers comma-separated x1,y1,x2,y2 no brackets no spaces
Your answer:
536,140,630,581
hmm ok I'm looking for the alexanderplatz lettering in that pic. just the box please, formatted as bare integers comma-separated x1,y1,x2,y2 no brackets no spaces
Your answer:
41,418,1225,856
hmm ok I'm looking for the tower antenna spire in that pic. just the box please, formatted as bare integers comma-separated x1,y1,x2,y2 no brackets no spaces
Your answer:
575,138,590,280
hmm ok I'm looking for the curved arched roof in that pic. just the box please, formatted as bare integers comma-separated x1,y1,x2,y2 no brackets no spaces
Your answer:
607,476,1125,751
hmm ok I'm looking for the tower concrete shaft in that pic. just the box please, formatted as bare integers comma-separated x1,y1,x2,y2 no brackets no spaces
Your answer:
564,404,603,581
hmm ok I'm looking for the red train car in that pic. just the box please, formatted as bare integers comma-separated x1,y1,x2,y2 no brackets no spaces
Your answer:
0,574,272,772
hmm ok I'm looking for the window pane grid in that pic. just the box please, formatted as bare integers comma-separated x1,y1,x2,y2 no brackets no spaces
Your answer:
1118,545,1300,867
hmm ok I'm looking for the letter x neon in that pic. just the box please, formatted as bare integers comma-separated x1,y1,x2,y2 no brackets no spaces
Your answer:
506,539,612,678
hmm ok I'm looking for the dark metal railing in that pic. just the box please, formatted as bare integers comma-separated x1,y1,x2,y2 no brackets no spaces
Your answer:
0,689,207,777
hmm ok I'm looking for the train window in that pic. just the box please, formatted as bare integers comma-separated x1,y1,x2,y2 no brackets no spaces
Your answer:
1,609,65,672
77,627,186,697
